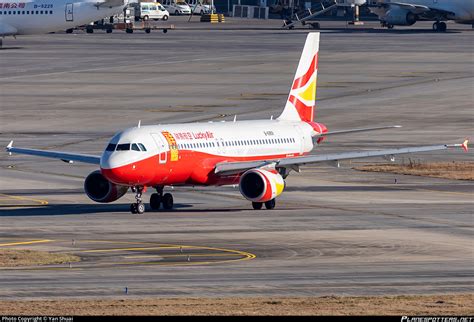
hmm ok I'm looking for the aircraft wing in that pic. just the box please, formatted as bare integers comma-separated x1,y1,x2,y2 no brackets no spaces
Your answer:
0,22,18,36
214,140,469,176
6,141,101,165
384,2,454,16
95,0,126,8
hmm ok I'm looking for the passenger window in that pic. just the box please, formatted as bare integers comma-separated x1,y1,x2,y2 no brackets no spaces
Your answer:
132,144,140,151
116,143,130,151
106,143,116,151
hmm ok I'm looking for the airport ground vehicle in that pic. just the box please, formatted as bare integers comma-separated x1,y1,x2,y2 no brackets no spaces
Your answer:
6,33,469,214
132,2,169,21
162,0,191,15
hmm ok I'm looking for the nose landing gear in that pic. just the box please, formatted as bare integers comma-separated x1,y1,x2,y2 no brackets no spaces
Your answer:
130,186,145,214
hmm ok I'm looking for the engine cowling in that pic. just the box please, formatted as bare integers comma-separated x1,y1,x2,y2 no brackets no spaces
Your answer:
84,170,129,203
384,8,417,26
239,169,285,203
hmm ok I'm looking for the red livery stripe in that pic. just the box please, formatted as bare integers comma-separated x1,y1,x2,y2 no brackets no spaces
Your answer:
292,53,318,90
288,95,314,122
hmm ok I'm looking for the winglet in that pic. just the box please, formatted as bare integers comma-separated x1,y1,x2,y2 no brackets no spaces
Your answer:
461,139,469,152
448,139,469,152
6,140,13,150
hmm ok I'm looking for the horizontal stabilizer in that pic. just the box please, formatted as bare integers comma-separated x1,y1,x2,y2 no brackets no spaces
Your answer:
313,125,401,137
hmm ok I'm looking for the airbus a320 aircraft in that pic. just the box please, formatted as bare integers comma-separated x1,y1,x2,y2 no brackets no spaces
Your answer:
0,0,128,47
6,33,469,214
368,0,474,31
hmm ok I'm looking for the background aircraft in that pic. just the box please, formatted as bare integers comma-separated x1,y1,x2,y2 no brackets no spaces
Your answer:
368,0,474,31
0,0,128,47
6,33,468,214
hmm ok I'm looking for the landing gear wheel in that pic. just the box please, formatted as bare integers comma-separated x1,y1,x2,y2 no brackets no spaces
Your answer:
66,28,74,34
252,202,263,210
150,193,162,210
126,28,133,33
162,193,174,210
264,199,276,210
387,24,394,29
433,21,446,32
106,28,113,34
86,27,94,34
136,202,145,214
439,22,447,32
130,203,138,214
145,28,151,34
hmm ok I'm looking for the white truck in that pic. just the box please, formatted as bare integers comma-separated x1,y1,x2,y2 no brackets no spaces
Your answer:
134,2,170,21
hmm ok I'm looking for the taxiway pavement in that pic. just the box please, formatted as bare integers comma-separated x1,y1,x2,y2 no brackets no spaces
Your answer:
0,19,472,299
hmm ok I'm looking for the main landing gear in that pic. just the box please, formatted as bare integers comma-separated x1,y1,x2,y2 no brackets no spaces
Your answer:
150,186,174,211
130,186,175,214
252,199,276,210
432,21,447,32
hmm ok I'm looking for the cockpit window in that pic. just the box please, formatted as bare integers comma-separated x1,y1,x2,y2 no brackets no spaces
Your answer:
116,143,131,151
138,143,147,151
131,143,140,151
106,143,117,151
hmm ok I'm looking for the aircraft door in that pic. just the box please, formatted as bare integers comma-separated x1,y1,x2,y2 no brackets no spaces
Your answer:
65,3,74,21
151,133,168,164
217,138,225,155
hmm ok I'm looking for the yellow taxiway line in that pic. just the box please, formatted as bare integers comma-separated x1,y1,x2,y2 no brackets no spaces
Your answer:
0,193,48,207
0,239,54,247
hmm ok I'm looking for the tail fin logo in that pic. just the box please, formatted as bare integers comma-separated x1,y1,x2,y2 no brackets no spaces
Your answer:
278,33,320,123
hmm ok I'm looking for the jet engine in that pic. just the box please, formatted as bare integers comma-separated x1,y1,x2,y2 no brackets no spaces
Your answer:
239,169,285,202
384,7,417,26
84,170,129,203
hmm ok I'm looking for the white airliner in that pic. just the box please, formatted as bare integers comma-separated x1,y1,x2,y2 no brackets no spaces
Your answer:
0,0,127,46
6,33,468,214
368,0,474,31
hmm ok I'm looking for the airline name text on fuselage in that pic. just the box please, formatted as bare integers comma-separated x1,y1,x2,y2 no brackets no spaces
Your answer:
173,131,215,140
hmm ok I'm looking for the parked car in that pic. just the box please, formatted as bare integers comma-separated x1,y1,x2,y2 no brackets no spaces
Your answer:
162,0,192,15
187,0,215,15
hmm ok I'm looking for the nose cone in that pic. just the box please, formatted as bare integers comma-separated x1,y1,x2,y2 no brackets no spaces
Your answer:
100,152,127,184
